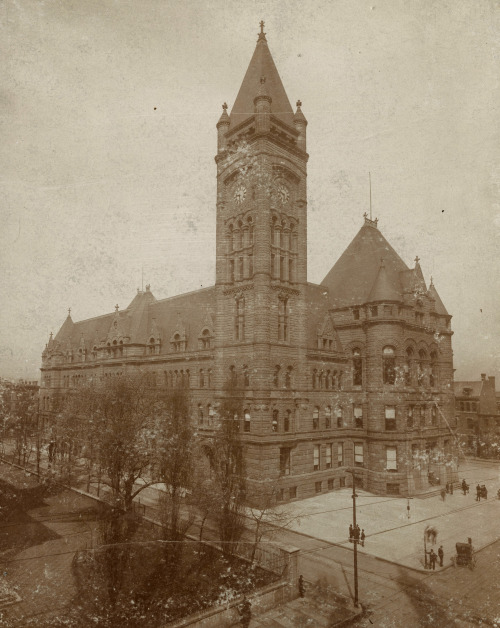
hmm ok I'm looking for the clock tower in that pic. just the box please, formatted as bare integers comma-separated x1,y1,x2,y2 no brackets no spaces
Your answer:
214,23,309,492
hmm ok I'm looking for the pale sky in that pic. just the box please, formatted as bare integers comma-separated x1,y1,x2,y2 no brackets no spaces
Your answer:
0,0,499,382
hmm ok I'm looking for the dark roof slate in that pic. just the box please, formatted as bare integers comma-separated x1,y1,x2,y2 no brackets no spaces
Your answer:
229,34,294,131
320,223,409,308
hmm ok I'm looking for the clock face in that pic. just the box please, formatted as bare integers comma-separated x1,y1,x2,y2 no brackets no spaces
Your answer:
234,184,246,204
277,184,289,204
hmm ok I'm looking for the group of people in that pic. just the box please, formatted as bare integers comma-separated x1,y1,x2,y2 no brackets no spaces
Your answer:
426,545,445,570
460,478,488,500
348,524,366,546
476,483,487,501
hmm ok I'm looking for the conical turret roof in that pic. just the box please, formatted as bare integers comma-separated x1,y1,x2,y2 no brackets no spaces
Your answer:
368,260,402,303
229,25,294,131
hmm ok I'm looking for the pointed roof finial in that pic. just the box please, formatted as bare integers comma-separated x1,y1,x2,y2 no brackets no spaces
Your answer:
222,102,228,111
414,256,420,265
68,307,71,316
430,275,434,287
296,99,302,108
258,20,266,42
115,304,119,312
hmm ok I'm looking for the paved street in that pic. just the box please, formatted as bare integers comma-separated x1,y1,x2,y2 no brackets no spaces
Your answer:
276,459,500,571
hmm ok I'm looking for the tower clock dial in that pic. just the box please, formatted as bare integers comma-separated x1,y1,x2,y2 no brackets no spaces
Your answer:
234,184,246,204
277,184,289,204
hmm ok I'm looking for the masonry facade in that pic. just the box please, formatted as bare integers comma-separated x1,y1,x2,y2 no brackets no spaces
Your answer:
40,26,458,501
454,374,500,459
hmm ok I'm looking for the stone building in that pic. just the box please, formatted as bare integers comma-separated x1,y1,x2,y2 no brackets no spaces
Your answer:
454,374,500,458
40,25,457,500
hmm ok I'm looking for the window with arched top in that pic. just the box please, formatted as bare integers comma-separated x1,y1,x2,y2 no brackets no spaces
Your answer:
244,410,251,432
405,347,414,385
430,351,438,387
285,366,292,389
352,348,363,386
284,409,291,432
272,409,279,432
312,369,318,389
229,365,237,387
198,404,204,425
199,369,205,388
313,406,319,430
273,365,280,388
383,346,396,385
418,349,427,386
243,365,250,388
325,406,332,429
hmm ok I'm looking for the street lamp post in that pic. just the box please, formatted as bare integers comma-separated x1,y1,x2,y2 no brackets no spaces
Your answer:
345,468,359,608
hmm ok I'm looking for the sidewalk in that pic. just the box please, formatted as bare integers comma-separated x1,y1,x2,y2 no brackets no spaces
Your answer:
275,460,500,573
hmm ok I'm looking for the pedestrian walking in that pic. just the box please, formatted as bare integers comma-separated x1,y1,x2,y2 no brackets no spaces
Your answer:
298,575,305,598
360,529,365,547
482,485,488,499
445,482,450,494
462,479,467,495
476,484,481,501
238,596,251,628
438,545,444,567
440,488,446,501
429,549,437,570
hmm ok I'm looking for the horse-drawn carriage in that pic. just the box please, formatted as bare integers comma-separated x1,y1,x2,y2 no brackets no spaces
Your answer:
452,541,476,570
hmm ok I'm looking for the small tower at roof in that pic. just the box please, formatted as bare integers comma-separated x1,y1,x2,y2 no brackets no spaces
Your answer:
294,100,307,151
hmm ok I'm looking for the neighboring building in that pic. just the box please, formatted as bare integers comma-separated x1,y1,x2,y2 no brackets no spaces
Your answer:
40,25,457,500
454,374,500,458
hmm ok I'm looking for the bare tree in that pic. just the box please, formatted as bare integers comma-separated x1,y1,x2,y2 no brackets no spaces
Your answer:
155,385,197,578
207,379,246,557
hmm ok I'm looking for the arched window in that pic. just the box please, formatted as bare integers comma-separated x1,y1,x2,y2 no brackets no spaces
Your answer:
173,334,181,352
407,406,414,428
207,369,212,389
243,365,250,388
185,369,190,388
229,365,237,387
313,407,319,430
284,409,291,432
198,404,204,425
201,329,211,349
430,351,438,387
418,349,427,386
244,410,251,432
325,406,332,429
383,346,396,385
312,369,317,389
325,370,331,390
405,347,414,385
272,410,279,432
352,349,362,386
235,297,245,341
278,297,289,341
199,369,205,388
273,365,280,388
285,366,292,390
208,404,215,425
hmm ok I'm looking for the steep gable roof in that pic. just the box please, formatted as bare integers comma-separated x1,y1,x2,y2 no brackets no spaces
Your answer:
229,29,294,132
321,221,409,308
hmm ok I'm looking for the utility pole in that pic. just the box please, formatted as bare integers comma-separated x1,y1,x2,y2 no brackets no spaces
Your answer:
346,468,359,607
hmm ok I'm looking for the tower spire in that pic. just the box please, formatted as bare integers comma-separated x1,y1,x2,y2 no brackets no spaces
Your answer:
258,20,266,41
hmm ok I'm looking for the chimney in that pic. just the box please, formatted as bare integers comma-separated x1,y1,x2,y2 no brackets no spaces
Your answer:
480,373,486,380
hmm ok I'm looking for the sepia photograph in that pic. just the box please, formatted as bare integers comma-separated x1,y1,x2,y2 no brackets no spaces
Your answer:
1,1,499,626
